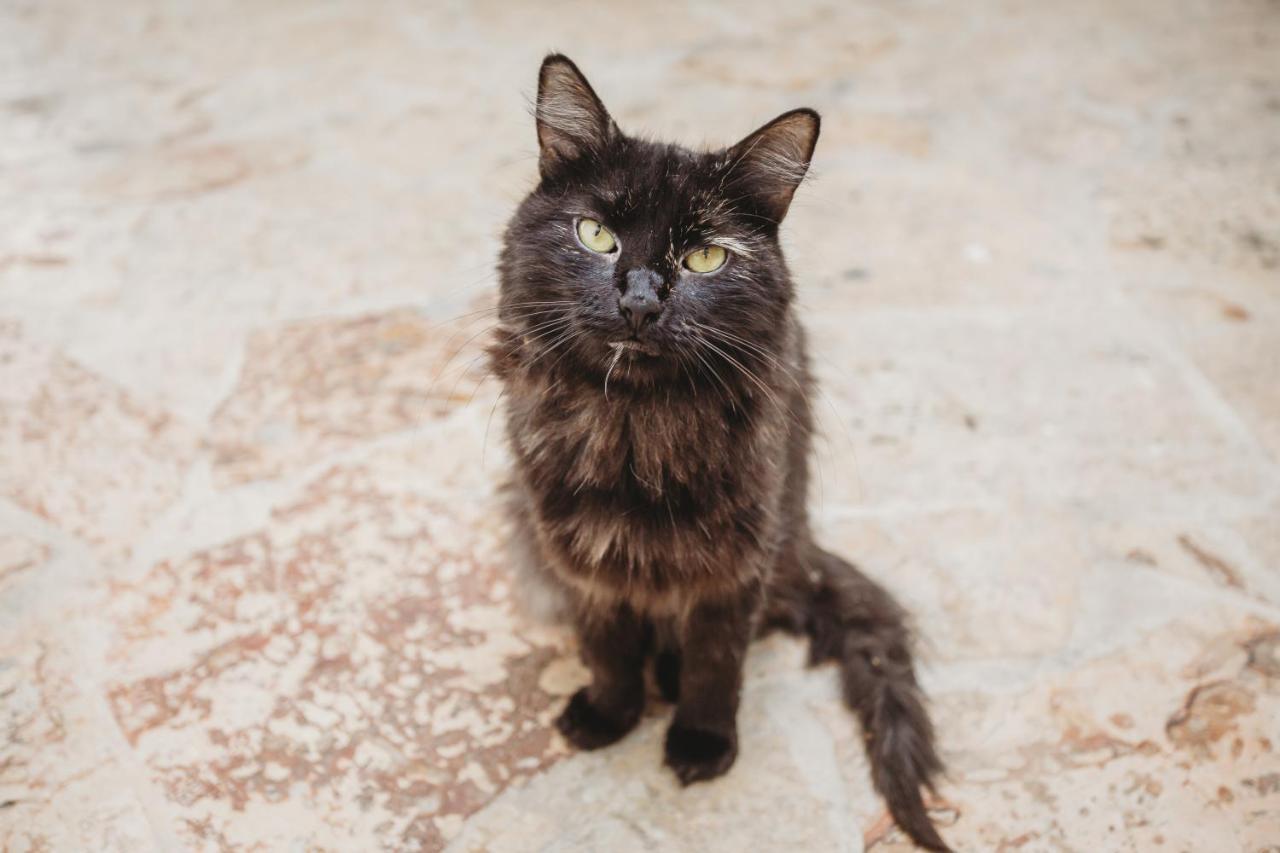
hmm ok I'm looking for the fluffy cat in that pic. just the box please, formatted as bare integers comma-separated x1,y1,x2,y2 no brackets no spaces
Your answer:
489,54,948,851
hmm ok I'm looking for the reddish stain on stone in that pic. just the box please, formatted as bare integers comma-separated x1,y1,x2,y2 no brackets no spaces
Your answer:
104,462,573,848
1109,712,1135,729
1220,302,1249,322
1176,535,1244,590
1165,680,1256,757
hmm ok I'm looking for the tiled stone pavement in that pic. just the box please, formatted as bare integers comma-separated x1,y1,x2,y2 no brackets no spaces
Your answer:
2,1,1279,850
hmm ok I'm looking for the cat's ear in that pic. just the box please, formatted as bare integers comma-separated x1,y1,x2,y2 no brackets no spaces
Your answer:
724,108,820,222
535,54,617,176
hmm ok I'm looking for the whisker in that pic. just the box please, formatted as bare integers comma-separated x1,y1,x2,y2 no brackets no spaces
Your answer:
694,319,859,468
432,312,571,403
673,347,699,398
681,333,735,408
437,299,575,325
425,303,574,359
688,320,859,505
437,302,570,354
525,326,584,371
696,335,786,415
688,330,810,439
603,346,624,401
541,329,591,376
482,385,510,468
689,321,809,402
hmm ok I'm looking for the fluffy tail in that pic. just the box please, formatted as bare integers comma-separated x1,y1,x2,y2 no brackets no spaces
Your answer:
805,546,948,851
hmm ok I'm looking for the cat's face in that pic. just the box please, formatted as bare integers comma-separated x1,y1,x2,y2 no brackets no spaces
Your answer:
499,55,819,383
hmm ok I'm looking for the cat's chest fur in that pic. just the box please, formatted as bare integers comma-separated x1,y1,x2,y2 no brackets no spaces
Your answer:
506,370,786,608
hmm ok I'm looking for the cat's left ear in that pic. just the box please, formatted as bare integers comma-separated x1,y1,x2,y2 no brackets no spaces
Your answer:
535,54,617,177
725,108,820,223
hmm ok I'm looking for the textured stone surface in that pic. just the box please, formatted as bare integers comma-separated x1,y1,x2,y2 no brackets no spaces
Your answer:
2,0,1279,850
0,321,196,558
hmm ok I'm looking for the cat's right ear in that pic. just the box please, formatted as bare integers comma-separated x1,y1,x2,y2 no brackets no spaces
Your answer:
535,54,617,177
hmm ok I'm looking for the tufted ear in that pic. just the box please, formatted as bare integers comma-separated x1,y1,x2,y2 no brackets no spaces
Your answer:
724,108,821,223
535,54,617,177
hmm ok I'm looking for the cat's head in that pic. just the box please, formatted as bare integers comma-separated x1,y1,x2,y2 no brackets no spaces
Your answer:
498,54,819,386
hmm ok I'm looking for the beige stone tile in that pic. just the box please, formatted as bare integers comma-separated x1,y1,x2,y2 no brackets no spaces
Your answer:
0,534,167,853
0,636,163,853
3,160,514,425
805,306,1273,515
0,322,195,558
1092,511,1280,609
811,509,1280,850
787,160,1091,314
912,615,1280,852
0,533,49,594
206,307,500,486
1124,272,1280,464
817,506,1280,670
816,511,1087,664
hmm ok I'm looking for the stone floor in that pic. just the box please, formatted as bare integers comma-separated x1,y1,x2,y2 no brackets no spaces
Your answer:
3,1,1279,850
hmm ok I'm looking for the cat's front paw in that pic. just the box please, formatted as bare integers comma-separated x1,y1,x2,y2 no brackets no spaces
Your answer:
555,688,641,750
664,723,738,785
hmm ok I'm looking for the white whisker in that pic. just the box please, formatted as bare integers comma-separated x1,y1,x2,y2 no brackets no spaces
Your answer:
603,345,625,401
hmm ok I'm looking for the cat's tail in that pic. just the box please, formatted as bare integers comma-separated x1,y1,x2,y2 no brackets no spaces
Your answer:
804,545,949,852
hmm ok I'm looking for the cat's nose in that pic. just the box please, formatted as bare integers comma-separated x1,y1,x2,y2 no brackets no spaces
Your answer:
619,268,664,334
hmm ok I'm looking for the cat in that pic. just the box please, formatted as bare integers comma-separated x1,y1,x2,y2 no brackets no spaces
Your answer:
488,54,948,851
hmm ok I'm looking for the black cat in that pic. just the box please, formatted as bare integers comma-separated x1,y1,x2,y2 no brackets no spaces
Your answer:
489,54,948,851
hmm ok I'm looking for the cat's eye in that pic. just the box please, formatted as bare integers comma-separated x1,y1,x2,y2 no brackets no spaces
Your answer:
682,245,727,274
576,218,618,254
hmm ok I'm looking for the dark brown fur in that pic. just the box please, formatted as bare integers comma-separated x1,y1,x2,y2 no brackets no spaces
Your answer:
489,55,948,850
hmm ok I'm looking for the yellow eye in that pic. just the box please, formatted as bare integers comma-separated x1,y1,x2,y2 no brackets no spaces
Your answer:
576,218,617,253
683,245,727,274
